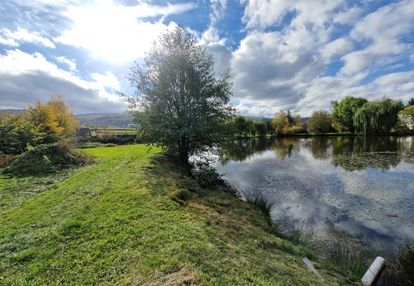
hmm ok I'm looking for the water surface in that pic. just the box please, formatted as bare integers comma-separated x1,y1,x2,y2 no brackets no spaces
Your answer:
216,136,414,259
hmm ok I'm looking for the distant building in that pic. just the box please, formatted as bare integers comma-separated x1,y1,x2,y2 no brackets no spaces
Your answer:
78,127,92,139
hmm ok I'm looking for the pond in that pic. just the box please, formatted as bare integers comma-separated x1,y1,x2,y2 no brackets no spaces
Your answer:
215,136,414,260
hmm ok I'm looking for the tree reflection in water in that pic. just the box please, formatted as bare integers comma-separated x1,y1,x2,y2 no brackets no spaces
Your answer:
220,136,414,170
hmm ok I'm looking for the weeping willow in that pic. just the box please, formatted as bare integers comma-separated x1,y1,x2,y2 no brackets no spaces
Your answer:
354,98,403,135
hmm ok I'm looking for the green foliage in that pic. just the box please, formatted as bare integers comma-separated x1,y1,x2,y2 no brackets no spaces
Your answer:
4,141,92,176
408,98,414,106
254,121,267,137
27,96,79,144
233,116,249,138
266,119,274,135
331,96,367,132
272,110,289,135
354,98,404,135
272,110,303,135
287,110,294,126
229,117,272,138
307,110,333,134
0,97,79,155
0,113,40,155
191,159,227,188
399,105,414,131
284,125,306,135
321,229,368,280
129,27,232,165
91,134,139,145
399,242,414,284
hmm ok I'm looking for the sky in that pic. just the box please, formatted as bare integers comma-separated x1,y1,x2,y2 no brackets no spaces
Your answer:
0,0,413,116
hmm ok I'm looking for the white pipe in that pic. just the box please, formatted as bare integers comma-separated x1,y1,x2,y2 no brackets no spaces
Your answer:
361,256,385,286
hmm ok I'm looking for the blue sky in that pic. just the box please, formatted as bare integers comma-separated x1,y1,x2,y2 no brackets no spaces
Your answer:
0,0,413,116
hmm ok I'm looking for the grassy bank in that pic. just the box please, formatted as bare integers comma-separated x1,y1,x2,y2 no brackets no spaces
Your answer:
0,145,355,285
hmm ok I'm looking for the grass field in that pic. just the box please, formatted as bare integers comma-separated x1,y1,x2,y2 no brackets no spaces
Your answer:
0,145,355,285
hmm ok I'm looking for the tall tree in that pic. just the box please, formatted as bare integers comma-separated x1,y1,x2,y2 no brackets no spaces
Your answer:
287,110,294,126
28,96,79,144
272,110,289,135
331,96,367,132
233,116,249,138
353,98,403,135
265,119,274,136
129,27,232,166
0,113,38,154
307,110,333,134
254,121,267,137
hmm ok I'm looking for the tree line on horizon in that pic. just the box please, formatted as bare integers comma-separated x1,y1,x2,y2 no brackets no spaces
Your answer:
228,97,414,138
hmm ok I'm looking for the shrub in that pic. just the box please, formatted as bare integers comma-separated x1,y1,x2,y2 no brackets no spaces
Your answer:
0,113,40,155
27,96,79,144
169,189,196,205
191,160,227,188
307,111,333,134
284,126,307,135
4,141,92,176
0,96,79,155
91,134,139,145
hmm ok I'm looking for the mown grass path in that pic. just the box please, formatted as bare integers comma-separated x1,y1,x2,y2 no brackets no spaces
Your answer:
0,145,352,285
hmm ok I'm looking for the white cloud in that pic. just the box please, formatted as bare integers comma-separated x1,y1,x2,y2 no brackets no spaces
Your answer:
54,0,196,64
242,0,344,30
230,0,414,116
198,0,231,77
0,27,55,48
0,49,125,113
90,71,121,90
373,71,414,98
321,38,353,61
374,71,414,86
234,98,283,117
210,0,227,24
56,56,77,71
340,50,373,75
341,0,414,75
333,6,362,24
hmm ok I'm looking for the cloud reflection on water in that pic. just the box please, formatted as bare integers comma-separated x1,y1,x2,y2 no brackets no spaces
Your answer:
216,136,414,258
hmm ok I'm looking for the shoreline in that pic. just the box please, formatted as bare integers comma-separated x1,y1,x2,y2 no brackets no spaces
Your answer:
234,131,414,140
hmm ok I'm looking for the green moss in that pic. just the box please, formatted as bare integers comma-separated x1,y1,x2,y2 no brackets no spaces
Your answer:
0,144,355,285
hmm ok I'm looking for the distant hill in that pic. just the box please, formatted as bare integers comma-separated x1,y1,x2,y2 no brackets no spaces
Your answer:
77,113,134,128
2,110,310,126
245,115,271,121
301,117,310,123
0,109,25,115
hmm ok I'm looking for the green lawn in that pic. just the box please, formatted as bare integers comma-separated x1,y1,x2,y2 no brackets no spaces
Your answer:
0,145,353,285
